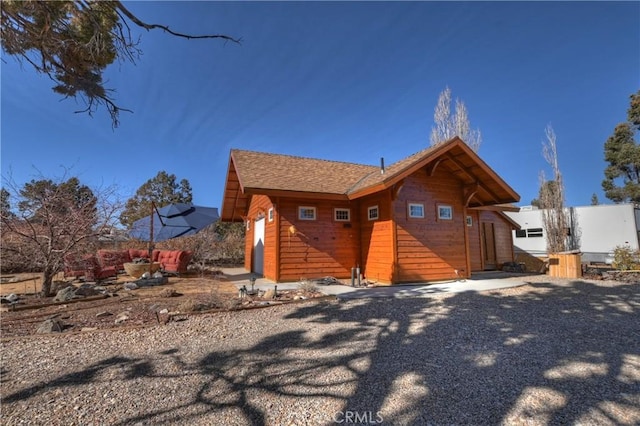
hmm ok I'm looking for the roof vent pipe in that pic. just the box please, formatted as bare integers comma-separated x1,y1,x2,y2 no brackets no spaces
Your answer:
380,157,385,174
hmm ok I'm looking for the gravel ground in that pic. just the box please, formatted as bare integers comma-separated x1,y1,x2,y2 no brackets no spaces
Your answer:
1,277,639,425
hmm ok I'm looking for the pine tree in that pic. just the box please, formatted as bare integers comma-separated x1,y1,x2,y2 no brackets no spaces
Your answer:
602,90,640,203
120,171,193,228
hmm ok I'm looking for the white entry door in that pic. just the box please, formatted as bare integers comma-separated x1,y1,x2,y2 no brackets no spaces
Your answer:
252,217,265,276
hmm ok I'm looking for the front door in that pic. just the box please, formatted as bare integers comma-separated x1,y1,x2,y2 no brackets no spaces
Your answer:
252,217,265,276
482,222,497,270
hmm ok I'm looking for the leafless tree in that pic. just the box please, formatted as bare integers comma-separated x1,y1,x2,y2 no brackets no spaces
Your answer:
539,125,569,253
430,86,482,151
1,170,123,296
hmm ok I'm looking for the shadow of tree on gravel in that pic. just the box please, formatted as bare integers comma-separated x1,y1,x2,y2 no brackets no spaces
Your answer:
2,280,639,425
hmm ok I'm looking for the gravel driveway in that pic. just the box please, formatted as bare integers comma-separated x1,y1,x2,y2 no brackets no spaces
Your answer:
2,277,639,425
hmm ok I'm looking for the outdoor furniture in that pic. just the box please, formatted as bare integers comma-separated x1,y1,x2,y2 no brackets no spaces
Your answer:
97,249,192,274
123,262,161,278
64,254,91,280
64,254,117,282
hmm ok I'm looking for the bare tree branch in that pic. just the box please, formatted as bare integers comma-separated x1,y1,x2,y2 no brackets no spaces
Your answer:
114,1,242,44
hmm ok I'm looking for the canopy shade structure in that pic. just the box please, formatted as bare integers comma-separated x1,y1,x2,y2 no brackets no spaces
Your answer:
129,203,219,242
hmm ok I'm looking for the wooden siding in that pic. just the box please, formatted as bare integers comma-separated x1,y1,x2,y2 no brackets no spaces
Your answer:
476,210,515,270
393,168,467,282
244,195,278,280
275,199,360,282
359,192,395,284
470,210,514,271
467,210,483,271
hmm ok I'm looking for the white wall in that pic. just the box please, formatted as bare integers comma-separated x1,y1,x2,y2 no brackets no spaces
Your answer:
506,203,640,263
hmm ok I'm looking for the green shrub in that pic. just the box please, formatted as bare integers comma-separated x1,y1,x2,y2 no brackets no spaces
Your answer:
612,245,640,271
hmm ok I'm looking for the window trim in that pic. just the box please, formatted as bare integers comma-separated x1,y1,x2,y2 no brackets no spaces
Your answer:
368,205,379,221
268,208,274,222
437,204,453,220
298,206,317,221
334,208,350,222
408,203,425,219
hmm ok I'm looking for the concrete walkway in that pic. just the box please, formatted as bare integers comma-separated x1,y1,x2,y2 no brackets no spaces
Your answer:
221,268,536,300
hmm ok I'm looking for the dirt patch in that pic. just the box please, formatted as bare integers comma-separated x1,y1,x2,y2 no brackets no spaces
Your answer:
0,272,328,338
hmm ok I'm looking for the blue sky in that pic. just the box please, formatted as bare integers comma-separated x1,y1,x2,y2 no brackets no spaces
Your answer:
2,1,639,215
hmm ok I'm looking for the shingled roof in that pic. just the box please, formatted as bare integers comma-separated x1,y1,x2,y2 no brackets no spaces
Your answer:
231,149,377,195
221,137,520,221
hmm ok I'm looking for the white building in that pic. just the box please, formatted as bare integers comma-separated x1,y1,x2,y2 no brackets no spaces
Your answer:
505,203,640,264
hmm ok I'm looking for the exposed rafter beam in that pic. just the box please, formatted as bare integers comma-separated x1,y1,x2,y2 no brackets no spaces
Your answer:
444,153,501,203
425,158,443,176
463,183,479,207
391,180,405,200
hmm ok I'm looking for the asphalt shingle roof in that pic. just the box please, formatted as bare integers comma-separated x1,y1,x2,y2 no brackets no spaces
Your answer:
231,149,378,195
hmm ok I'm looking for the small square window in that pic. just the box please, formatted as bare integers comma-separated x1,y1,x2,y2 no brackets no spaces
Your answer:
368,205,379,221
437,205,453,220
466,215,473,227
515,229,526,238
268,208,274,222
298,206,316,220
334,208,350,222
408,203,424,218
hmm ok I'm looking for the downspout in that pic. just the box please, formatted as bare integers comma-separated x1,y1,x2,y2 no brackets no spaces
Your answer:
275,197,281,282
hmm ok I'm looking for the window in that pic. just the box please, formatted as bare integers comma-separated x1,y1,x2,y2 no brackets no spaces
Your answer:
527,228,543,237
246,220,250,231
408,203,424,218
298,206,316,220
268,208,274,222
368,205,379,221
437,204,453,220
334,208,350,222
466,215,473,227
515,229,526,238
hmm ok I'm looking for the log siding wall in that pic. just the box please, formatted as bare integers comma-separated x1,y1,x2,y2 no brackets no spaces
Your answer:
358,192,395,283
467,210,483,271
276,199,360,282
393,168,467,282
242,172,515,283
244,195,278,280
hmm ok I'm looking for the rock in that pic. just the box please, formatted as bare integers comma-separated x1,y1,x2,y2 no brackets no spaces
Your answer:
5,293,18,302
263,289,276,300
81,327,98,332
502,262,526,273
53,286,76,302
51,280,72,293
123,282,138,290
75,284,99,297
159,308,169,315
96,311,112,318
36,318,65,334
293,295,307,301
135,277,168,287
153,271,164,278
114,313,129,324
